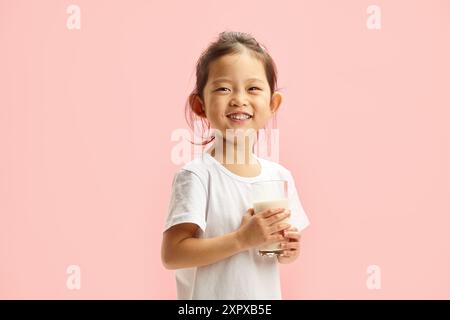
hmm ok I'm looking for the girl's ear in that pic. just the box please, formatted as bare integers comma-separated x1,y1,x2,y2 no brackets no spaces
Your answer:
189,94,206,117
270,91,283,114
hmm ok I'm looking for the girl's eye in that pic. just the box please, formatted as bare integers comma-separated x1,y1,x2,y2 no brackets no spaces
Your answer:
215,87,261,92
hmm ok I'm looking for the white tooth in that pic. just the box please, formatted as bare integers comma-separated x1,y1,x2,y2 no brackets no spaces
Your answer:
230,114,250,120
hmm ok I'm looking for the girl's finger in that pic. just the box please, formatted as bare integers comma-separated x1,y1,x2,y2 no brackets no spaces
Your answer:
281,242,299,251
280,250,293,257
284,231,301,240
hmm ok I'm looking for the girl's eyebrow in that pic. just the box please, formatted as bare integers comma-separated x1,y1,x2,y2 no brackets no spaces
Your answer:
211,77,265,85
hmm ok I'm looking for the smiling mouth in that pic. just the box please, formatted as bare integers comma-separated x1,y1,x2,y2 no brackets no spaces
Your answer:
226,113,253,120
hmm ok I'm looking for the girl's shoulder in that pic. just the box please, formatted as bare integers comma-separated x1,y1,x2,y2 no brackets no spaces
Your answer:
174,153,214,182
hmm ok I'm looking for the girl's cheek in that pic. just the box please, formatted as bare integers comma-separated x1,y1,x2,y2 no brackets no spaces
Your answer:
254,96,270,106
208,99,224,108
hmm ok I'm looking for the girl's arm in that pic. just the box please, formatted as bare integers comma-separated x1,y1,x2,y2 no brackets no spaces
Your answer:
161,208,290,270
161,223,243,270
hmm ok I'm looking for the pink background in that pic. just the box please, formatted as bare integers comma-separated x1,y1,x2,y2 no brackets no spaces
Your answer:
1,0,449,299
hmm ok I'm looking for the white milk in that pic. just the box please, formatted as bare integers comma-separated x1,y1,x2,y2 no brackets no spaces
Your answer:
253,198,289,255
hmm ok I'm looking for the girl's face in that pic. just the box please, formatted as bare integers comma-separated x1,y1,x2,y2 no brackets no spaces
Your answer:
197,50,282,138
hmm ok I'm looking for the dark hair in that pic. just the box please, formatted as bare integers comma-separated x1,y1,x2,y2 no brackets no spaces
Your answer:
185,31,279,145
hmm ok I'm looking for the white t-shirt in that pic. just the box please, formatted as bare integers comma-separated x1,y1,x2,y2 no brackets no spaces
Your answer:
164,152,310,300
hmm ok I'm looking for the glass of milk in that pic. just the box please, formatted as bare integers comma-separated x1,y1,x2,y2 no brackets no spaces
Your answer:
251,180,289,257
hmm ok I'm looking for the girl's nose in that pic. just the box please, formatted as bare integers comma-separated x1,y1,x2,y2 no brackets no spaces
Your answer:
230,93,248,107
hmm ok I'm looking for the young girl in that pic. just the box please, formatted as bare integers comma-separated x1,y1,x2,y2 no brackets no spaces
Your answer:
161,31,310,299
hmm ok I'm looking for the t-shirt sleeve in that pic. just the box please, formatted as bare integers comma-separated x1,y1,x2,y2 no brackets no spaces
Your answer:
285,171,310,232
164,169,208,233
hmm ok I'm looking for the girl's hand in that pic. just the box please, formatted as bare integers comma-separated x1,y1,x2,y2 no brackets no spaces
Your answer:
236,208,291,251
277,226,301,264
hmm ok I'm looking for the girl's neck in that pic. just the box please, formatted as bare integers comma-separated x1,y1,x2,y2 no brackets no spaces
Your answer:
208,137,257,166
